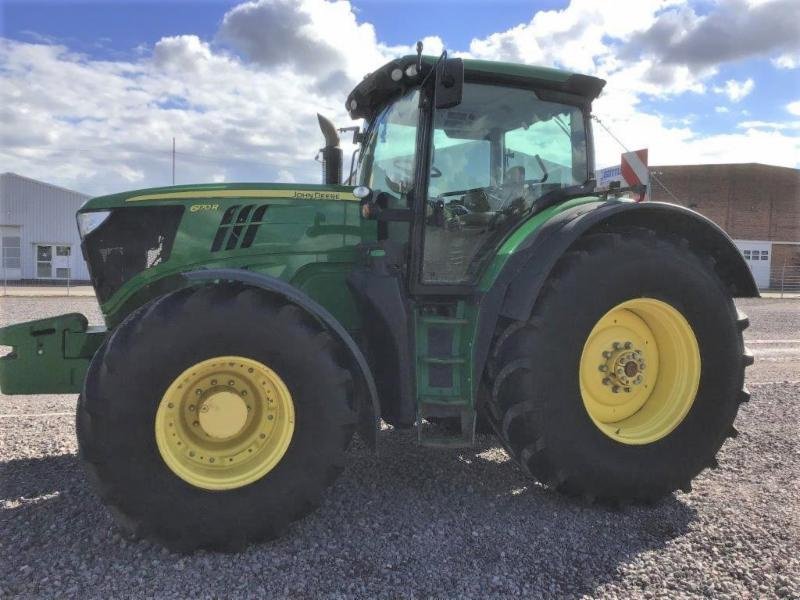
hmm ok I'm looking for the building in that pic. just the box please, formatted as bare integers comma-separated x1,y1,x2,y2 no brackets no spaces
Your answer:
0,172,91,283
649,163,800,290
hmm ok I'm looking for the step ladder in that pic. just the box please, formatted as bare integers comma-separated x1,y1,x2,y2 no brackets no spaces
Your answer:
415,302,476,447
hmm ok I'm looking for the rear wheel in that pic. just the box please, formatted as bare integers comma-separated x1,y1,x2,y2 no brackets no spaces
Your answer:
486,229,751,502
77,283,357,551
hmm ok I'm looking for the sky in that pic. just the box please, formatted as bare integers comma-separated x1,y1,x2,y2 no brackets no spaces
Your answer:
0,0,798,196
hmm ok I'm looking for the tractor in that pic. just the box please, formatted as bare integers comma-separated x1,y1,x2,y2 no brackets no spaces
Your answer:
0,53,757,551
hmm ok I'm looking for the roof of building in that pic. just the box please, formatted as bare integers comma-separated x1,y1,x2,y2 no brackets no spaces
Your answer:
651,162,799,173
1,172,90,198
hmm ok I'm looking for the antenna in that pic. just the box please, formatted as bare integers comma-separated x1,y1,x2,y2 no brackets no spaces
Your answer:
416,40,423,71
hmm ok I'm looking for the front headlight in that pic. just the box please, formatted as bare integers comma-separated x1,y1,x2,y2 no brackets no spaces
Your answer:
77,210,112,239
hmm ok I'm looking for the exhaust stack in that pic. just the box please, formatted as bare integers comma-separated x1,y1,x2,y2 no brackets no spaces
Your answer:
317,114,342,185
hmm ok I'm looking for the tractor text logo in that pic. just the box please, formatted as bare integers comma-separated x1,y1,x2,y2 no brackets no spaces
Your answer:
292,191,341,201
210,204,269,252
190,203,220,213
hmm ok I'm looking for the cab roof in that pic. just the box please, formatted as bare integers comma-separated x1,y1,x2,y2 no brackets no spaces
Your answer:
345,55,606,121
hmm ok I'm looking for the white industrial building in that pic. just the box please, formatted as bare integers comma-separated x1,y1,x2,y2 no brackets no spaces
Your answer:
0,172,91,283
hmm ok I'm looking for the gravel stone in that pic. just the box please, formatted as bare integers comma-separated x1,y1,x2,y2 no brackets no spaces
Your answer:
0,296,798,598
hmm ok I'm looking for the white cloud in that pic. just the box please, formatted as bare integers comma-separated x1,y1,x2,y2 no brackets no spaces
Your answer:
715,105,729,113
0,0,798,197
772,52,800,69
713,78,755,102
787,100,800,116
737,119,800,130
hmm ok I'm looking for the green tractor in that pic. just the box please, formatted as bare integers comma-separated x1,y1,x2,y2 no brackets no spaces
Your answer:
0,54,756,551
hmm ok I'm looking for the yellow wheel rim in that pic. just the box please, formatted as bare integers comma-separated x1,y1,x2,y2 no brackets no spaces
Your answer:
579,298,700,445
155,356,294,490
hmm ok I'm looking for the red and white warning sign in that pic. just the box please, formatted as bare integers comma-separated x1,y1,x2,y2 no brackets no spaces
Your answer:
595,149,650,201
620,149,649,201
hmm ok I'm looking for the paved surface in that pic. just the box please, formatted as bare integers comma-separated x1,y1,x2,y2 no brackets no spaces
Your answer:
0,286,95,298
0,297,798,599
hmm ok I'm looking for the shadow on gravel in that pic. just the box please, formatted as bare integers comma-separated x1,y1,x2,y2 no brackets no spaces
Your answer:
1,432,698,598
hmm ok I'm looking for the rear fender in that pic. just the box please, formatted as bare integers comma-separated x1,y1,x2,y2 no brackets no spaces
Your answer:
473,201,757,386
183,268,381,450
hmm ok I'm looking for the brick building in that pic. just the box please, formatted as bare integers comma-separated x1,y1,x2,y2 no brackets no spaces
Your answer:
649,163,800,289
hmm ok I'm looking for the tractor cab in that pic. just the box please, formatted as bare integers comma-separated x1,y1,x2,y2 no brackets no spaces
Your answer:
344,55,603,292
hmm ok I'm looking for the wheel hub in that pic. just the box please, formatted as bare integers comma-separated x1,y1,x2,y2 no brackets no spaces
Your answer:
198,390,249,439
579,298,701,445
599,343,646,393
154,356,295,490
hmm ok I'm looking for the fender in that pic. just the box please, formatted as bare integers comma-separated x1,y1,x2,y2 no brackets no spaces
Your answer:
183,268,381,450
473,200,758,386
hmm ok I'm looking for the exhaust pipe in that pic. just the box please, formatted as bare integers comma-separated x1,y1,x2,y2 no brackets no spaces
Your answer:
317,113,342,185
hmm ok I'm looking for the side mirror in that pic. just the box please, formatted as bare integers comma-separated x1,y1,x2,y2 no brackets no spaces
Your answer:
435,58,464,109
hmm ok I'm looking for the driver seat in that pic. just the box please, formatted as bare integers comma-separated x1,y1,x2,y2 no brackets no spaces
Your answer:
501,166,526,208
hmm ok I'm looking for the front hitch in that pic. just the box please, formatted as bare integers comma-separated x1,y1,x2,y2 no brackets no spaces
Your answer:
0,313,107,395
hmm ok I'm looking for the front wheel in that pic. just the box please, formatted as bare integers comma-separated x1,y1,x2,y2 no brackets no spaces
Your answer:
486,229,752,503
77,283,357,551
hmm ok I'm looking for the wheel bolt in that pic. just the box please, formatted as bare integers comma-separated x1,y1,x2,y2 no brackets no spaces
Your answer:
598,365,608,372
613,342,621,350
624,387,631,393
241,390,247,397
602,377,611,385
612,385,620,393
195,389,202,396
603,351,612,359
228,380,235,386
624,341,632,349
211,379,217,386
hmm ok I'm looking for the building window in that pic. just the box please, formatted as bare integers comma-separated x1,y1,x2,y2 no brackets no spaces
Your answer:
2,236,21,269
743,250,751,259
56,267,71,279
56,245,71,257
760,250,769,260
37,262,52,278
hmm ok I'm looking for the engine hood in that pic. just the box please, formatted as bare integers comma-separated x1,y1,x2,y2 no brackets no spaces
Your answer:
79,182,359,212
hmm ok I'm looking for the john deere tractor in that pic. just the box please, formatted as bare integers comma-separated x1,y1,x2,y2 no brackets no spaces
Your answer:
0,54,756,551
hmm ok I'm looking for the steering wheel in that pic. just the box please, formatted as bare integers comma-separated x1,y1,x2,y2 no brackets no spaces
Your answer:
392,158,441,178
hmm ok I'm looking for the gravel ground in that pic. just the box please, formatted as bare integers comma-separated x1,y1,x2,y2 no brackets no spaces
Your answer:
1,297,798,599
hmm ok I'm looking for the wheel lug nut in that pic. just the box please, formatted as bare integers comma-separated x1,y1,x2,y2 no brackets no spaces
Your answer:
195,389,202,396
211,379,217,386
603,351,612,359
602,377,611,385
598,365,608,372
624,387,631,393
613,342,621,350
228,380,235,386
612,385,620,393
624,341,632,349
241,390,247,397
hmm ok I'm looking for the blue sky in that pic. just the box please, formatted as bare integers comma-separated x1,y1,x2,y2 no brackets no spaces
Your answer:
0,0,798,195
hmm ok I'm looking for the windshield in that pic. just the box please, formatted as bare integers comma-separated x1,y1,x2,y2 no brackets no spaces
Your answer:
422,83,589,284
357,89,420,206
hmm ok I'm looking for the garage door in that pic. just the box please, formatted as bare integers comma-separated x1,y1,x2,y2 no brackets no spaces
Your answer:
734,240,772,290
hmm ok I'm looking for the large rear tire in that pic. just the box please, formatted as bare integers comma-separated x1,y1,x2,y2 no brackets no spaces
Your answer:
486,229,751,503
77,283,357,551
